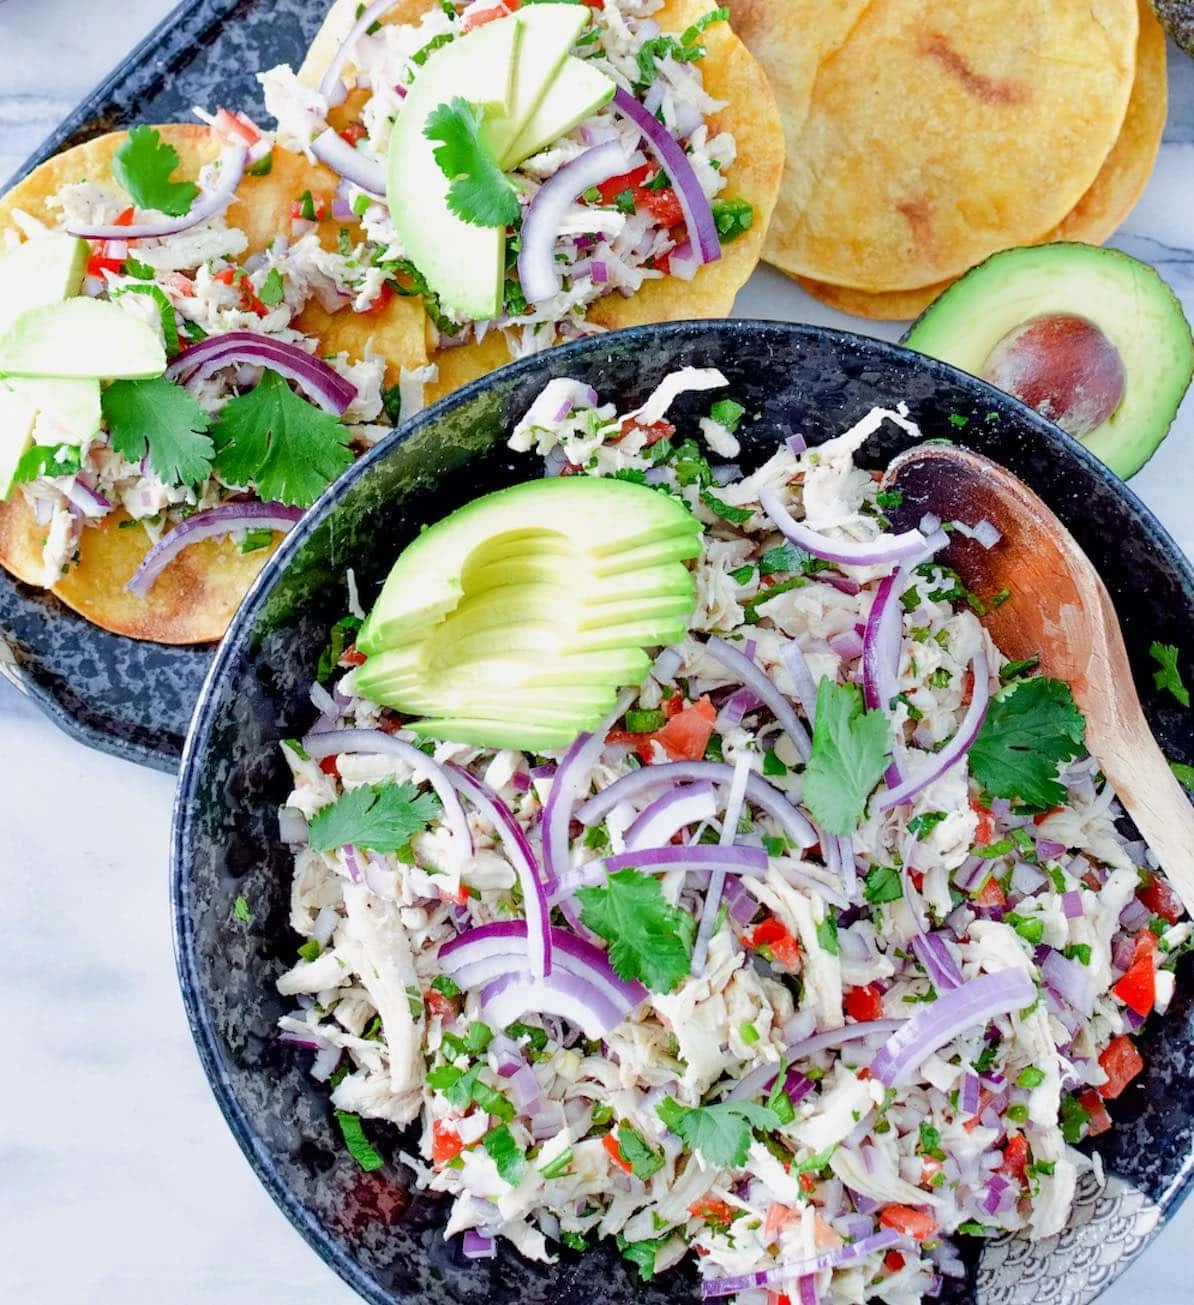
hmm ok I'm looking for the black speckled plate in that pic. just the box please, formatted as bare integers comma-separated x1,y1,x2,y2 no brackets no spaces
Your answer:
174,321,1194,1305
0,0,330,771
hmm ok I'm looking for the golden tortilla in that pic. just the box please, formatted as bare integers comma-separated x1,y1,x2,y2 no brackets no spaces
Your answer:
300,0,785,386
794,1,1168,321
0,125,334,642
731,0,1139,292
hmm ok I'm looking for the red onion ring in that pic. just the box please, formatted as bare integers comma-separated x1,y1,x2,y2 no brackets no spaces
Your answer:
311,128,386,197
553,842,768,900
519,141,633,304
611,87,721,266
319,0,403,106
166,331,358,415
125,501,301,598
705,635,811,761
65,144,249,241
700,1231,902,1298
624,780,719,851
693,752,751,974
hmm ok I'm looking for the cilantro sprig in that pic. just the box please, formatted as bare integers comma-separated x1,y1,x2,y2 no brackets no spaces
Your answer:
424,97,520,229
968,677,1086,812
308,779,440,854
1151,641,1189,707
113,125,199,216
335,1109,385,1172
576,868,694,993
656,1096,783,1168
803,679,891,834
211,369,354,508
102,376,214,487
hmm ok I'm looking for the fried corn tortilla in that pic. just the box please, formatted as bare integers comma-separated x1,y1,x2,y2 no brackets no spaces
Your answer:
731,0,1139,293
794,1,1168,321
0,125,343,643
300,0,785,399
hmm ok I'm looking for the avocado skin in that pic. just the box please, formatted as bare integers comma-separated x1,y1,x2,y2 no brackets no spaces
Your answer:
901,242,1194,479
1149,0,1194,54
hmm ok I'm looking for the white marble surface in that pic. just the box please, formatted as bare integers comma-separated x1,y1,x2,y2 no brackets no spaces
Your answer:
1,2,1192,1301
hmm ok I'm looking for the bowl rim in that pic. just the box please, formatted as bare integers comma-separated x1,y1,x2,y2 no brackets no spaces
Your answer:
170,318,1194,1305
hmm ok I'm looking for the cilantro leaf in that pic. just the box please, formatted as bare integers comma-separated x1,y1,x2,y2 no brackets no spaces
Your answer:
308,779,440,853
113,125,199,216
616,1233,671,1282
232,895,251,923
700,487,753,524
657,1097,781,1168
211,369,353,507
12,442,82,485
815,913,839,956
617,1125,664,1180
259,266,286,308
968,677,1086,812
576,868,694,993
335,1110,384,1172
803,679,891,835
1150,641,1189,707
1172,760,1194,789
102,377,214,487
483,1122,525,1185
424,97,520,229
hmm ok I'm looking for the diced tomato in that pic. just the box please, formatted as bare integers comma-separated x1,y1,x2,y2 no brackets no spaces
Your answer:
974,875,1007,909
603,1130,632,1174
1032,806,1064,825
364,281,396,317
844,983,885,1023
960,664,975,706
290,196,329,221
618,416,676,445
1000,1133,1030,1185
663,693,684,719
763,1202,793,1242
1112,931,1158,1017
432,1120,464,1167
745,917,801,970
341,644,368,667
160,272,196,297
689,1198,736,1225
909,869,925,892
213,107,263,147
581,0,604,7
653,696,716,761
462,3,509,31
639,184,684,227
215,266,237,285
884,1250,906,1273
798,1172,817,1195
86,252,125,278
1139,873,1184,925
1078,1089,1113,1137
594,163,653,207
969,794,994,845
920,1156,944,1188
424,988,458,1020
318,755,340,776
653,252,672,276
879,1205,938,1242
963,1087,998,1133
592,163,684,227
1098,1034,1144,1100
339,121,368,146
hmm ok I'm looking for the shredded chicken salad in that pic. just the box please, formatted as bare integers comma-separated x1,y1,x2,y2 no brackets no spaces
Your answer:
273,372,1187,1304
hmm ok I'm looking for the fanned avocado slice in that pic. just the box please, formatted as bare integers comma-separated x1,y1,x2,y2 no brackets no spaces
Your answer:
903,243,1194,479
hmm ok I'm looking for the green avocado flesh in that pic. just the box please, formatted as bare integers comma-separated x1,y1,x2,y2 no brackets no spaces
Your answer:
0,233,88,339
354,477,702,749
903,243,1194,479
0,298,166,381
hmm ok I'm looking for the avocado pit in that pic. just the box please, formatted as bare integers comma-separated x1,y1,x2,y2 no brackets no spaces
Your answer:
980,313,1126,440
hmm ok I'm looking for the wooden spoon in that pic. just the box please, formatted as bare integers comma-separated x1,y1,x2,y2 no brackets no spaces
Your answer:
882,443,1194,911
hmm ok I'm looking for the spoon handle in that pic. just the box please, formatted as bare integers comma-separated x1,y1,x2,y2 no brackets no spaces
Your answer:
1089,587,1194,908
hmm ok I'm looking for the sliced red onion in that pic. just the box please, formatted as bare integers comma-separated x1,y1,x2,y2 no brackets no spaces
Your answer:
65,479,111,518
1040,948,1094,1014
666,239,699,281
519,142,633,303
862,568,905,714
462,1229,496,1260
722,686,762,727
961,1071,981,1114
828,629,864,660
278,807,309,844
125,501,302,598
1037,838,1068,860
706,636,812,761
797,1274,820,1305
301,729,472,853
612,86,720,266
875,652,991,810
625,780,719,850
693,753,752,973
65,144,248,240
1118,896,1149,931
311,128,386,196
835,834,858,899
723,875,759,926
447,766,550,979
870,969,1037,1087
1011,861,1048,895
481,969,625,1041
760,485,942,569
652,646,684,684
700,1231,902,1298
167,331,358,415
779,640,820,728
786,1018,907,1065
319,0,401,105
342,845,364,884
554,843,767,899
576,761,818,851
786,433,808,456
278,1029,325,1051
911,932,964,992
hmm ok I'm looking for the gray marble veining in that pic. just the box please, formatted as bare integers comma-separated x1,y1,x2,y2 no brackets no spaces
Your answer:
1,2,1192,1302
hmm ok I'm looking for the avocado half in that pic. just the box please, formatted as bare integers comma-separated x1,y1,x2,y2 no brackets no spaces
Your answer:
1150,0,1194,55
903,243,1194,478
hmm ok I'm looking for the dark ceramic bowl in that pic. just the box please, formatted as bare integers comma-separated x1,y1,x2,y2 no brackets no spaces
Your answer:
172,321,1194,1305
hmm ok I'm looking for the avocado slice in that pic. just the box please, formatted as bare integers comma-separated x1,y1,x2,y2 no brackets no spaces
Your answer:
4,376,101,443
0,232,89,339
0,383,39,499
386,16,523,322
903,243,1194,479
501,56,615,169
357,645,651,692
0,298,166,382
1148,0,1194,54
409,717,594,752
